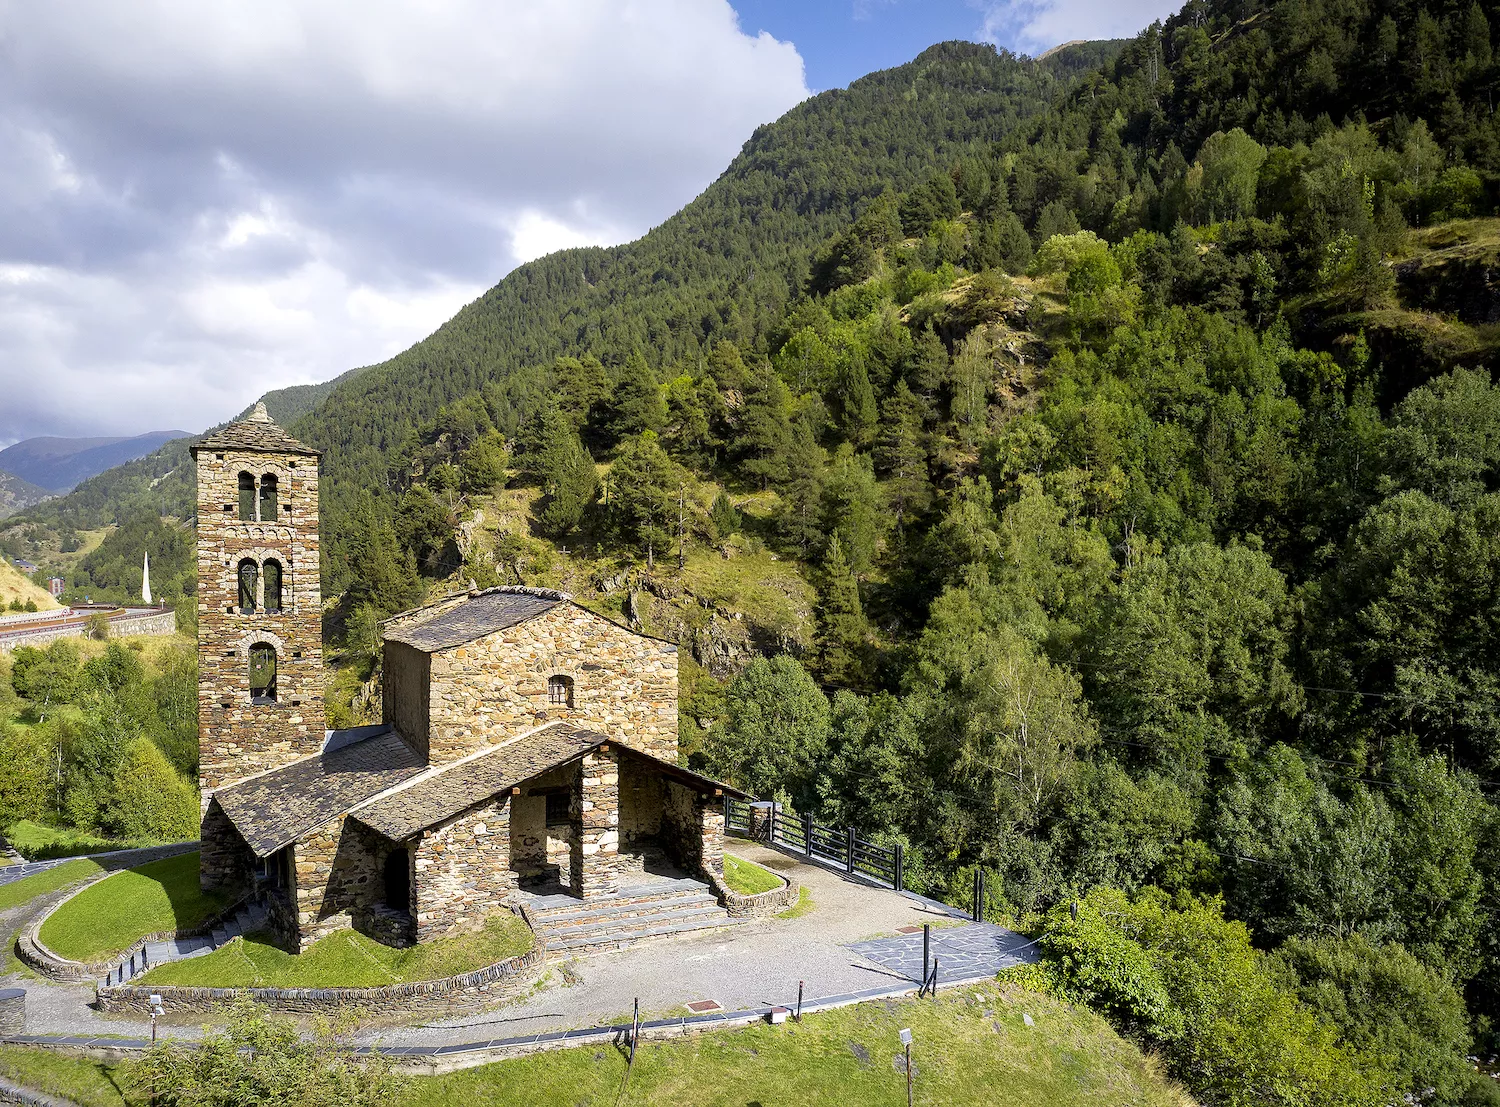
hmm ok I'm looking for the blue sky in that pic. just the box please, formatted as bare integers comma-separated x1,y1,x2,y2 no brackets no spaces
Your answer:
731,1,996,92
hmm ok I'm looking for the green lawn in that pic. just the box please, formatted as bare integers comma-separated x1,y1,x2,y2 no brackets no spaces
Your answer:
4,820,151,861
38,852,230,962
0,986,1188,1107
721,853,783,896
0,858,104,912
139,913,534,989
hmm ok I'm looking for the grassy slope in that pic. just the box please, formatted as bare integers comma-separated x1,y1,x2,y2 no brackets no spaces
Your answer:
0,559,59,610
722,853,782,896
0,859,103,912
2,822,151,862
38,853,229,962
140,915,533,988
0,985,1189,1107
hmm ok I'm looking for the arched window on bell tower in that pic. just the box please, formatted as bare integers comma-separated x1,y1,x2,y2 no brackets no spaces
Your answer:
238,473,256,520
237,559,258,613
259,474,279,521
263,559,283,613
249,643,277,704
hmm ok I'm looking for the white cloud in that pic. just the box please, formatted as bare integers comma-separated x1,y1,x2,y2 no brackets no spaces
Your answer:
0,0,809,445
973,0,1175,55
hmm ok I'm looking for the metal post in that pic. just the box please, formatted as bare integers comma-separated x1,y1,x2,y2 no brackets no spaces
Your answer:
905,1043,913,1107
796,980,804,1023
922,923,930,988
803,812,813,858
894,843,904,891
846,827,856,875
930,957,938,997
972,869,982,922
630,997,639,1064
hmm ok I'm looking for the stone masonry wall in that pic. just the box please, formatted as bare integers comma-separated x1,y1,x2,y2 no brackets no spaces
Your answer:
426,603,677,764
382,640,430,758
289,816,383,951
661,782,724,881
509,762,574,883
415,795,513,941
570,749,622,899
199,799,256,895
618,755,665,877
196,447,323,798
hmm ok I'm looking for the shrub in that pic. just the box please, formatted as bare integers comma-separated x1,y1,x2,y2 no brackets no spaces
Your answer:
105,738,198,840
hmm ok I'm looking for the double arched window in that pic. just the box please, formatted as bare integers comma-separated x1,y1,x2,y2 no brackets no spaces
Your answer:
236,557,286,614
249,643,278,703
236,472,281,522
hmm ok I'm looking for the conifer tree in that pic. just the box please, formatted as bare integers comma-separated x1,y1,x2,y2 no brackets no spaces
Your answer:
536,421,597,540
817,535,869,686
610,431,676,569
709,490,741,538
775,418,827,555
738,365,793,489
876,381,932,527
555,354,611,432
609,352,667,441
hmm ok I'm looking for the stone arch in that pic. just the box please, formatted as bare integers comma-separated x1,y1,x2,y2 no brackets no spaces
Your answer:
223,548,295,614
543,656,582,707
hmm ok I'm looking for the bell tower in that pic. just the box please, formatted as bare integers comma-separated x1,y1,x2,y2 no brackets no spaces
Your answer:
190,403,324,803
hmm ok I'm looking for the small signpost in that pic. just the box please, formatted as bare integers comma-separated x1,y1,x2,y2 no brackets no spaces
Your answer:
900,1027,914,1107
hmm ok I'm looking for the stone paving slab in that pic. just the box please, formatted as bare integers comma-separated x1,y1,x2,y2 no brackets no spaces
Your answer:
846,922,1039,983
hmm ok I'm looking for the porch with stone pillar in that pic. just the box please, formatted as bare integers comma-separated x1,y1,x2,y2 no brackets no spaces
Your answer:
570,746,623,899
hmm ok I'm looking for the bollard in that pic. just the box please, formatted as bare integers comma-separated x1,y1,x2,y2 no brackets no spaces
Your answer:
796,980,804,1022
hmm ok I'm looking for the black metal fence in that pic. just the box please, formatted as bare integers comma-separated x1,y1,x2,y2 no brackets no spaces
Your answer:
725,797,904,891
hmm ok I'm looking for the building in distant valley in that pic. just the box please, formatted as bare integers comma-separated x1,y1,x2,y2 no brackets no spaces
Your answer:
46,578,64,598
193,405,740,951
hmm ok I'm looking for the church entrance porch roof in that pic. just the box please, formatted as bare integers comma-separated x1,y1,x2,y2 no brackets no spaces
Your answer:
348,721,747,842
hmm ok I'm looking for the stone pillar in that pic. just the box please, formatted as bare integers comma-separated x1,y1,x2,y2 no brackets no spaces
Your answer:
0,989,23,1036
570,748,621,899
699,795,725,879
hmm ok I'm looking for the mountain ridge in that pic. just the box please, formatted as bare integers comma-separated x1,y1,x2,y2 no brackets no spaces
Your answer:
0,430,193,493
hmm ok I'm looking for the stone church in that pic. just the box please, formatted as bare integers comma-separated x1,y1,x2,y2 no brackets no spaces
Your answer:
191,404,743,951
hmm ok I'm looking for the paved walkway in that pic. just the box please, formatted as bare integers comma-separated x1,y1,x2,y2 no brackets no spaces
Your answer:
0,842,198,889
0,838,1037,1052
847,923,1038,983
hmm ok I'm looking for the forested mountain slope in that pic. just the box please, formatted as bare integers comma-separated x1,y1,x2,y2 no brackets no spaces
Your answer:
9,6,1500,1101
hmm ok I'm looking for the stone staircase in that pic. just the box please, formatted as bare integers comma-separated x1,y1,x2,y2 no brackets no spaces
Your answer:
110,899,271,984
523,878,741,958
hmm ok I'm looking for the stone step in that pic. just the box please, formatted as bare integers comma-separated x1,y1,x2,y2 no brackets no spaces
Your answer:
544,913,741,957
539,904,727,939
530,892,719,926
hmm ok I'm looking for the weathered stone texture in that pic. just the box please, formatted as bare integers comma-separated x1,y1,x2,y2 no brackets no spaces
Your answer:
289,816,385,950
194,442,324,799
571,749,622,899
662,782,724,881
421,604,677,764
198,800,256,896
383,640,431,757
510,762,575,884
414,796,513,941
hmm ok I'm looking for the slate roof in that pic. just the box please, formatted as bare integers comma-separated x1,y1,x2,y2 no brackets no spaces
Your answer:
350,723,747,842
213,729,425,856
382,587,568,652
190,402,320,458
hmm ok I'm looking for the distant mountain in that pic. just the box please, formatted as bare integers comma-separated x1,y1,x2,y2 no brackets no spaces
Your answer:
0,431,193,493
0,468,52,520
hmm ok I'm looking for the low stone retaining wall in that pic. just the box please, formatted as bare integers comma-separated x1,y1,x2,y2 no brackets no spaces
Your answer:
709,862,798,918
96,942,544,1016
0,1076,75,1107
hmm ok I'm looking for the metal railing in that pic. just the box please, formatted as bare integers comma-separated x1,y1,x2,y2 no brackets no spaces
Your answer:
725,797,904,891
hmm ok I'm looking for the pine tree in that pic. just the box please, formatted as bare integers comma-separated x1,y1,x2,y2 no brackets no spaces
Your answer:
609,352,667,441
817,536,868,686
876,381,932,527
556,354,611,432
709,490,742,539
536,425,598,540
775,418,827,555
610,431,676,569
738,365,793,489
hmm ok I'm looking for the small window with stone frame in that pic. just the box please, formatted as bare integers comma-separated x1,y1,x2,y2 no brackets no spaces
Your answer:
547,674,574,708
249,643,277,704
544,789,570,827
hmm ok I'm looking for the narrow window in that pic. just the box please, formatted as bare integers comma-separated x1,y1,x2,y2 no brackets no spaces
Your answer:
259,474,279,522
249,643,277,703
237,559,258,613
544,790,570,827
237,473,255,520
547,675,574,707
384,848,411,912
263,559,283,613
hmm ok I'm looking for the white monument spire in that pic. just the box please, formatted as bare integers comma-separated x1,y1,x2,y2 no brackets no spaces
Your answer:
142,550,152,605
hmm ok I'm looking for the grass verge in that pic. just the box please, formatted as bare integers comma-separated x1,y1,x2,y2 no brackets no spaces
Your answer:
140,913,534,988
721,853,782,896
4,820,153,862
38,853,229,963
777,886,815,919
0,986,1189,1107
0,858,104,912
